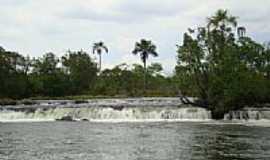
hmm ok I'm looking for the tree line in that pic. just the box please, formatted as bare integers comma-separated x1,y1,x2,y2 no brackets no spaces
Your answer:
0,41,176,99
1,9,270,118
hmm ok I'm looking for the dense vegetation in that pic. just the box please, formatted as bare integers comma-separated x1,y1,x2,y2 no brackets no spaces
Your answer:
0,9,270,118
175,9,270,118
0,46,176,99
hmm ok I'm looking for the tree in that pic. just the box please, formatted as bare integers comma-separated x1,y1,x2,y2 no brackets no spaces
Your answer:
147,63,163,76
176,9,270,119
92,41,108,71
94,64,125,96
207,10,237,28
132,39,158,92
0,47,32,98
62,50,98,94
31,52,68,97
32,52,59,75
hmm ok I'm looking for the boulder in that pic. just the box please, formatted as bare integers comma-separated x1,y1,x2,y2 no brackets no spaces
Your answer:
20,99,37,105
56,116,75,121
81,118,89,121
110,105,124,111
74,100,88,104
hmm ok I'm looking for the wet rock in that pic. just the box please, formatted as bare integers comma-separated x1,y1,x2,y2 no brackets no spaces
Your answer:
60,101,68,105
242,111,249,120
25,107,37,114
110,105,124,111
0,99,17,106
81,118,89,121
20,99,37,105
74,100,88,104
56,116,75,121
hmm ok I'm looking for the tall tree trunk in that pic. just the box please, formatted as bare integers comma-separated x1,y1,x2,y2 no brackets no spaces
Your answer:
143,60,146,94
99,53,102,71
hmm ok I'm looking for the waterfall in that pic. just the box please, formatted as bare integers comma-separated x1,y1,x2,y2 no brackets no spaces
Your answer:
0,98,212,122
0,106,211,122
1,98,270,122
224,108,270,121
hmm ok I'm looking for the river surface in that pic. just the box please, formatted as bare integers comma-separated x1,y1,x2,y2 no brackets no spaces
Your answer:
0,121,270,160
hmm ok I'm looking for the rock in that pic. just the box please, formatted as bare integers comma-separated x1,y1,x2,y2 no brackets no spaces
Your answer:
56,116,75,121
242,111,249,120
20,99,37,105
60,101,68,105
0,99,17,106
110,105,124,111
74,100,88,104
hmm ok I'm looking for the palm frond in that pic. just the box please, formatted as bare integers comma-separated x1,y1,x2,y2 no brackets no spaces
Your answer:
92,41,108,54
132,39,158,63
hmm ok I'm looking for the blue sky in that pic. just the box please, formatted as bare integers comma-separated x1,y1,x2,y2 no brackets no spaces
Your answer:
1,0,270,74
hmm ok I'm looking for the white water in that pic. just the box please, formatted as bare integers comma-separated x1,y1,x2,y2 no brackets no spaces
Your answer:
35,97,184,107
1,98,270,123
224,108,270,121
0,106,211,122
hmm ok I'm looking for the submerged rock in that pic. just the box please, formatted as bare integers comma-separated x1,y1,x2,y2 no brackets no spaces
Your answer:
56,116,75,121
81,118,89,121
110,105,124,111
0,99,17,106
74,100,88,104
20,99,37,105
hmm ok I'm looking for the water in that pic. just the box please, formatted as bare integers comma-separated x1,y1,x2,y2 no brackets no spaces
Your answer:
0,107,211,122
0,122,270,160
0,98,211,122
1,98,270,122
0,98,270,159
224,108,270,120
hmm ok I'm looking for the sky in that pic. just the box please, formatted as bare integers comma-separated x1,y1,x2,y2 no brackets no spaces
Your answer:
1,0,270,74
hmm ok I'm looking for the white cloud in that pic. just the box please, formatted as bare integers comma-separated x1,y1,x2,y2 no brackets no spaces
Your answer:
0,0,270,73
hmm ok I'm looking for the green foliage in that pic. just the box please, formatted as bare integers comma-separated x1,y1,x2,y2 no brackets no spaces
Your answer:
0,46,175,99
132,39,158,65
62,50,98,94
0,48,30,98
92,63,176,97
132,39,158,92
175,9,270,118
30,52,70,97
1,9,270,120
0,48,98,98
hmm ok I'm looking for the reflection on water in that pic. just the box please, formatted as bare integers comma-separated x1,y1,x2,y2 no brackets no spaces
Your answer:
0,122,270,160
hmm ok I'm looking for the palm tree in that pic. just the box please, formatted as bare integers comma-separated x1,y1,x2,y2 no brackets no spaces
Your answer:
132,39,158,92
206,9,238,58
92,41,108,71
207,9,237,30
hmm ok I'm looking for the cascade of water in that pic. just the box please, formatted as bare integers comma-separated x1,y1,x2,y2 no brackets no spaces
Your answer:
224,109,270,121
1,98,270,122
0,106,211,122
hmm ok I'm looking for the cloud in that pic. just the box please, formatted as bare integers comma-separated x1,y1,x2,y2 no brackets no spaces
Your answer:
0,0,270,74
0,0,31,6
60,0,195,24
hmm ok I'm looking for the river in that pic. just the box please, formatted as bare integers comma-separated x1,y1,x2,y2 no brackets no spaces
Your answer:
0,98,270,159
1,122,270,160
